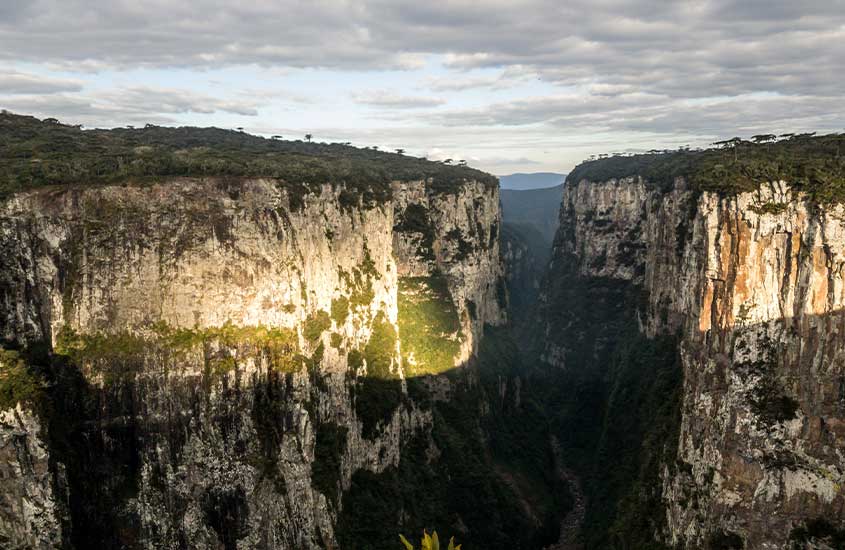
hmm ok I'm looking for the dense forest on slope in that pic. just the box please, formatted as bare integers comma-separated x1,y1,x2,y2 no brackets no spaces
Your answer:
0,112,496,199
567,133,845,202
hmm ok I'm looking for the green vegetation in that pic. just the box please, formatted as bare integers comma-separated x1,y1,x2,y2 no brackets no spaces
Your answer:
54,322,301,383
340,252,379,309
0,111,496,201
311,422,349,504
567,133,845,203
304,310,331,343
749,201,789,215
331,296,350,325
354,313,403,439
363,312,398,379
398,276,462,377
400,531,461,550
0,348,43,410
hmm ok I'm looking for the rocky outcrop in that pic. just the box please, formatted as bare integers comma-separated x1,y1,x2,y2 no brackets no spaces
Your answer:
0,403,62,550
0,176,504,548
544,176,845,548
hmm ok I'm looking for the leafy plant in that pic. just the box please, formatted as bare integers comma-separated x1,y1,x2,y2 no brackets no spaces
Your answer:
399,531,461,550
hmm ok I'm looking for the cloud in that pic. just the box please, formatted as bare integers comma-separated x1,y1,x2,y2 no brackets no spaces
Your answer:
0,70,83,94
352,90,446,108
0,86,261,127
0,0,842,171
422,90,845,139
477,156,542,167
98,87,259,116
0,1,839,97
424,71,525,92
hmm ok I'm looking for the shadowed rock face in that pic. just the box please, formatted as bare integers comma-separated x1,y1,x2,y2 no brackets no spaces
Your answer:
0,176,506,548
543,177,845,548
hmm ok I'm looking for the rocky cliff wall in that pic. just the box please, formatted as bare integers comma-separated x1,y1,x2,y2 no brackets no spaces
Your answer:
544,176,845,548
0,176,504,549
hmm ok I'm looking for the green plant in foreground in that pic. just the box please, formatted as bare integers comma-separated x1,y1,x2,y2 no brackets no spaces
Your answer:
400,530,461,550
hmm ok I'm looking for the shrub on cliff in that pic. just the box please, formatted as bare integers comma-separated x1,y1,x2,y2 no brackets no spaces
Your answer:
0,348,43,410
0,111,497,200
566,133,845,204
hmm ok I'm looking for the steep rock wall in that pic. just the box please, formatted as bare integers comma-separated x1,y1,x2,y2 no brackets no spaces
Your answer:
0,176,504,549
544,177,845,548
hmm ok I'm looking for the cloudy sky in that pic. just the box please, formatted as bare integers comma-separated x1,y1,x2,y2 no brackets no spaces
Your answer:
1,1,843,174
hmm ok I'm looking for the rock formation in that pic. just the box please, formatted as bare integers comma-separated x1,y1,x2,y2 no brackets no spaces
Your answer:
0,175,506,548
543,176,845,548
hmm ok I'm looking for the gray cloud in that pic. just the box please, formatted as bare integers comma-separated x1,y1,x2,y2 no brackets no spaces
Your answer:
423,91,845,139
424,72,525,92
0,0,842,160
0,86,260,127
2,1,842,99
0,70,83,94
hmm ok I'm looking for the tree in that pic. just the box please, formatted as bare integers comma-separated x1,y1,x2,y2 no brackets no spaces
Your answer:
395,148,405,155
236,127,244,132
305,133,313,142
751,134,776,143
271,135,282,140
442,158,453,165
457,160,467,166
713,137,743,161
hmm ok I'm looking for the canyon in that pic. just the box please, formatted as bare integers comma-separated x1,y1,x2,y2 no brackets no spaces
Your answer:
1,115,844,549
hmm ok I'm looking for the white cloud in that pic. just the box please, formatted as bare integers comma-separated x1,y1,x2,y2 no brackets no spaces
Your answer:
352,91,446,109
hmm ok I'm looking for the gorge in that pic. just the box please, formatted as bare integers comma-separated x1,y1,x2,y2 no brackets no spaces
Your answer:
1,113,844,549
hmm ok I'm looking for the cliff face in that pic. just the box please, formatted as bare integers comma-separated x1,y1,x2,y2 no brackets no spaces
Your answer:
543,177,845,548
0,176,504,548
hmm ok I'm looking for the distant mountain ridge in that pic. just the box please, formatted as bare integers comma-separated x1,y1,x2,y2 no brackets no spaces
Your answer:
498,172,567,190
